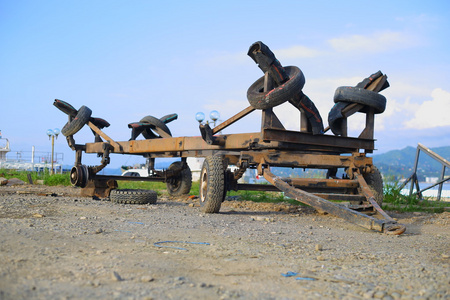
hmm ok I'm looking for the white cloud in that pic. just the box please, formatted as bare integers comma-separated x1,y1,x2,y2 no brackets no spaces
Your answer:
403,88,450,129
328,30,416,54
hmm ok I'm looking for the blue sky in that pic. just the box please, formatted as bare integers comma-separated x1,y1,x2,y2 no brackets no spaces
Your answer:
1,1,449,168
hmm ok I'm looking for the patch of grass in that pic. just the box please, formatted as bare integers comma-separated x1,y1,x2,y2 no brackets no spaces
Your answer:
228,189,301,205
0,168,71,186
44,173,71,186
383,182,448,213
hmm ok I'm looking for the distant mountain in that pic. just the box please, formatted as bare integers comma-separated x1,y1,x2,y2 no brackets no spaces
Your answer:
372,145,450,180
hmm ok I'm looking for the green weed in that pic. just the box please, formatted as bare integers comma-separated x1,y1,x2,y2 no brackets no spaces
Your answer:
383,181,447,213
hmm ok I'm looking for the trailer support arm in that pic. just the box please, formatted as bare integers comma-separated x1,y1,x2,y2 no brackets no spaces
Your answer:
263,168,405,235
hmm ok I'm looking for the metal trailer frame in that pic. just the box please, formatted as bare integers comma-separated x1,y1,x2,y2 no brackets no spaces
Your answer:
60,71,405,235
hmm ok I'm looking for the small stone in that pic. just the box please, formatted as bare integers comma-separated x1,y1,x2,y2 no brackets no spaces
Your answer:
315,244,323,251
32,213,44,218
363,290,375,299
79,216,87,220
441,253,449,259
374,291,386,298
95,228,103,234
140,275,154,282
316,255,325,261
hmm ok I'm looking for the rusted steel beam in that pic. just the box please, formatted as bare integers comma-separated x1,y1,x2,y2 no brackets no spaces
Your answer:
282,178,359,188
355,173,397,223
84,133,282,155
263,168,404,234
80,178,117,198
262,128,374,152
87,121,122,151
212,106,255,135
239,150,372,169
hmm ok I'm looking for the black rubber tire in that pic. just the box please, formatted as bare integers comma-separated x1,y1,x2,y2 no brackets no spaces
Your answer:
160,113,178,124
61,105,92,136
90,117,110,129
247,66,305,109
363,166,383,206
110,189,157,204
327,102,349,136
334,86,386,114
199,155,225,213
139,115,172,139
69,165,89,188
53,99,78,117
166,161,192,196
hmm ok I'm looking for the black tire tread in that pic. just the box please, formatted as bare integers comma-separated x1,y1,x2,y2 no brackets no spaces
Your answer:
61,105,92,136
247,66,305,109
166,162,192,196
334,86,386,114
140,115,172,139
110,189,157,204
200,156,225,213
53,99,78,117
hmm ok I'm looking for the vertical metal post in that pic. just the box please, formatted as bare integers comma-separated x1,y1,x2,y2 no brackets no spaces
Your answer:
410,146,421,196
437,165,446,201
51,135,55,175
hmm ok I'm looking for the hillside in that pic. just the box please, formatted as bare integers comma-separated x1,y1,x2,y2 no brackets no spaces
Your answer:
372,145,450,180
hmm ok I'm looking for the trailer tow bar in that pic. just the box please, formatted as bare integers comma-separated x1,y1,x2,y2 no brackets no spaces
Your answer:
263,168,406,235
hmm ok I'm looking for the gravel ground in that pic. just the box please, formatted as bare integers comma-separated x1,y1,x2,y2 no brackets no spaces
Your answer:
0,184,448,300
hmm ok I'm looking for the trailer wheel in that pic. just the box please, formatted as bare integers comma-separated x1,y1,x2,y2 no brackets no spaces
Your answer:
166,161,192,196
70,165,89,188
140,115,172,139
247,66,305,109
110,189,157,204
199,155,225,213
334,86,386,114
364,166,383,206
61,105,92,136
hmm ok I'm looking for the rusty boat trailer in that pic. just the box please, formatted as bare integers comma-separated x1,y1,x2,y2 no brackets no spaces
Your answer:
61,43,405,235
63,85,405,236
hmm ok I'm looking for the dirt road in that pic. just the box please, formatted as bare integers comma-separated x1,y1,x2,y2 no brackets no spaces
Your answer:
0,185,448,299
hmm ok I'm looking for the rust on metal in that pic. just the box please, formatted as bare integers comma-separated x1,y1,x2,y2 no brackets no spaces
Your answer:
263,168,405,234
212,105,255,135
56,43,401,234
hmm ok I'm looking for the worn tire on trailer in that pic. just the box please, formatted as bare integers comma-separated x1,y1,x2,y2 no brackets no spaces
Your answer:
334,86,386,114
110,189,157,204
140,115,172,139
364,166,383,206
247,66,305,110
61,105,92,136
199,155,225,213
53,99,78,117
166,161,192,196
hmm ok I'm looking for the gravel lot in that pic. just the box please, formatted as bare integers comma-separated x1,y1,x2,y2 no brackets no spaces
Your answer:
0,184,449,300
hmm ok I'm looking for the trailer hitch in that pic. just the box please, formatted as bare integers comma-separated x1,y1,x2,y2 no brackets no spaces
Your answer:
263,168,406,235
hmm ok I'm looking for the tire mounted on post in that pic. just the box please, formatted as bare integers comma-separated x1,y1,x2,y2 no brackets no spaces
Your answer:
247,66,305,110
139,115,172,139
61,105,92,136
110,189,157,204
166,161,192,196
199,155,226,213
333,86,386,114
